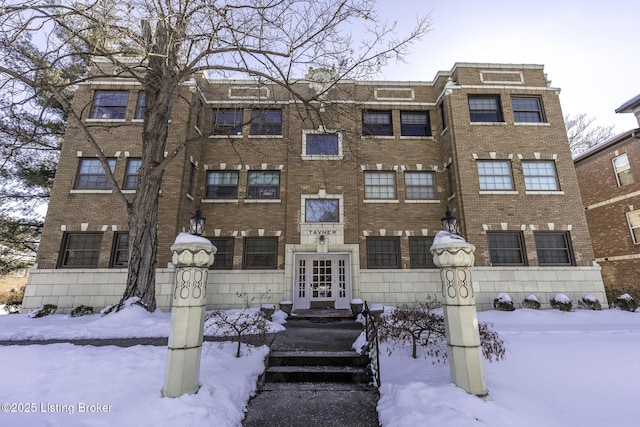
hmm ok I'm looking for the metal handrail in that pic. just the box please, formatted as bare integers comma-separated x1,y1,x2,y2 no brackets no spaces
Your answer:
362,301,381,388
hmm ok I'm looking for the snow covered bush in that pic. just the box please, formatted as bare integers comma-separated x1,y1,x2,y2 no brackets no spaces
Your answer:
612,294,637,312
550,294,572,312
377,298,506,362
578,295,601,311
70,305,94,317
521,294,541,310
28,304,57,318
205,309,268,357
493,293,515,311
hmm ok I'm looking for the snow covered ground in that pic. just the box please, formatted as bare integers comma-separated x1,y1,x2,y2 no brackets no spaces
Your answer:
1,305,639,426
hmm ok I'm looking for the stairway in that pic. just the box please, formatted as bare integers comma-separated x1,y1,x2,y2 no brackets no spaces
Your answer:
266,350,371,383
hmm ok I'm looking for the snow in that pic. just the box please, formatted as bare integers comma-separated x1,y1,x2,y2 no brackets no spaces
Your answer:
583,294,597,302
432,230,466,245
495,293,512,303
351,298,363,304
172,232,213,246
2,306,640,426
524,294,539,302
553,293,571,304
619,293,633,300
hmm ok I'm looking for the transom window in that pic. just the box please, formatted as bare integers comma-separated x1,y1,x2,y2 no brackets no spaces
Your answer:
522,161,559,191
487,232,526,265
364,171,396,199
405,172,436,199
123,158,142,190
250,109,282,135
59,233,103,268
205,171,238,199
468,95,503,122
534,232,573,265
247,171,280,199
243,237,278,269
208,238,234,269
626,211,640,244
512,97,544,122
477,160,513,190
90,91,129,120
409,237,436,268
213,108,243,136
305,199,339,223
75,158,116,190
134,91,146,119
400,111,431,136
110,232,129,267
362,110,393,136
613,153,633,186
305,133,339,155
366,237,400,268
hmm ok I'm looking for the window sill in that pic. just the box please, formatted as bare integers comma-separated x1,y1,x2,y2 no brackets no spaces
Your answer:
201,199,240,203
470,122,507,126
360,135,395,139
209,134,243,139
399,135,434,140
479,190,519,195
247,135,283,139
85,119,126,123
514,122,550,126
363,199,400,204
301,155,344,161
404,199,440,204
70,189,113,194
524,190,564,195
243,199,281,204
122,190,136,194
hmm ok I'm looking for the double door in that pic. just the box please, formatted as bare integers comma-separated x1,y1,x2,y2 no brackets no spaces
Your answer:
293,254,351,309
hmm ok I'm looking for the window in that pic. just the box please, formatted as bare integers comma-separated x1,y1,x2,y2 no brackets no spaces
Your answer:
487,232,526,265
133,91,146,120
613,154,633,186
243,237,278,269
477,160,514,190
409,237,436,268
439,102,447,129
364,171,396,200
250,109,282,135
208,238,234,269
59,233,103,268
366,237,400,268
205,171,238,199
305,133,339,155
400,111,431,136
110,233,129,267
362,110,393,136
446,163,456,197
212,108,243,136
305,199,339,222
626,211,640,244
468,95,503,122
534,232,573,265
512,97,544,122
405,172,436,199
522,161,559,191
75,158,116,190
247,171,280,199
123,158,142,190
90,91,129,120
187,162,196,196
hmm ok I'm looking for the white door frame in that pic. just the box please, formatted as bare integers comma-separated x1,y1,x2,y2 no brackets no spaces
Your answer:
293,253,351,309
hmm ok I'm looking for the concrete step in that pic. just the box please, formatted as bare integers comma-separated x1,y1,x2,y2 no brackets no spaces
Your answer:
265,365,371,383
269,350,370,367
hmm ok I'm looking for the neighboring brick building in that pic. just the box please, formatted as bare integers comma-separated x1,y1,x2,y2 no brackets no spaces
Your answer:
574,94,640,301
23,60,607,313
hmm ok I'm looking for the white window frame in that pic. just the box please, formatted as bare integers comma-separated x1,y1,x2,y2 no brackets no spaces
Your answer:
301,193,344,224
613,153,633,187
626,211,640,244
301,129,343,160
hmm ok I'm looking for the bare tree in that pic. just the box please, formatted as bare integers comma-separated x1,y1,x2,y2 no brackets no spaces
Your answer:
0,0,430,311
565,113,615,156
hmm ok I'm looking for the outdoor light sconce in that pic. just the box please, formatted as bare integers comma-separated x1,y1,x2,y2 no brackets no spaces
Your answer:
319,235,325,244
441,207,460,235
189,208,206,236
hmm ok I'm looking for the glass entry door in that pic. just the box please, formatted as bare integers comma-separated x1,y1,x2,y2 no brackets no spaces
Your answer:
294,254,350,309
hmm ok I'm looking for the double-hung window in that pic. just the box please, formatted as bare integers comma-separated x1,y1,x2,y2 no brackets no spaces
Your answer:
213,108,243,136
364,171,396,200
243,237,278,269
209,238,234,269
59,233,103,268
405,172,436,199
512,97,544,122
123,158,142,190
487,232,526,265
75,158,116,190
110,232,129,267
250,109,282,135
522,161,559,191
534,232,573,265
400,111,431,136
366,237,400,268
409,237,436,268
90,91,129,120
247,171,280,199
362,110,393,136
477,160,513,190
205,171,238,199
626,211,640,244
613,153,633,186
134,91,146,119
469,95,503,122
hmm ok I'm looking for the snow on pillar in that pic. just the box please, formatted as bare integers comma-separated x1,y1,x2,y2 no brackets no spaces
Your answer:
162,233,216,398
430,231,488,398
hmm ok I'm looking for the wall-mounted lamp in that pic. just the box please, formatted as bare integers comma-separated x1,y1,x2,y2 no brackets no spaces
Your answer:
189,208,206,236
441,207,460,235
319,235,325,244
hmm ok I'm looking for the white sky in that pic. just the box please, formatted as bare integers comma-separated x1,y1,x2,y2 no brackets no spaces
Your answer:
374,0,639,133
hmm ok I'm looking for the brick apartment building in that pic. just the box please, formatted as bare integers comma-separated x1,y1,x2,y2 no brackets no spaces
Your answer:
574,94,640,300
23,60,607,313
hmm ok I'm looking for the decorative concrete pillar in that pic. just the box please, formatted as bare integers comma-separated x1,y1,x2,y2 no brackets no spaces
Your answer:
431,231,488,398
162,233,216,398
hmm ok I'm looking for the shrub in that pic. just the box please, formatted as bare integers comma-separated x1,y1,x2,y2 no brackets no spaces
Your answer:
612,294,637,312
70,305,94,317
205,309,268,357
493,293,515,311
28,304,58,318
522,294,541,310
578,295,601,311
550,294,572,312
377,298,506,362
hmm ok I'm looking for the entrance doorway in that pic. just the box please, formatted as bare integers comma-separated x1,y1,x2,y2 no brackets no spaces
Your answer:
293,253,351,309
